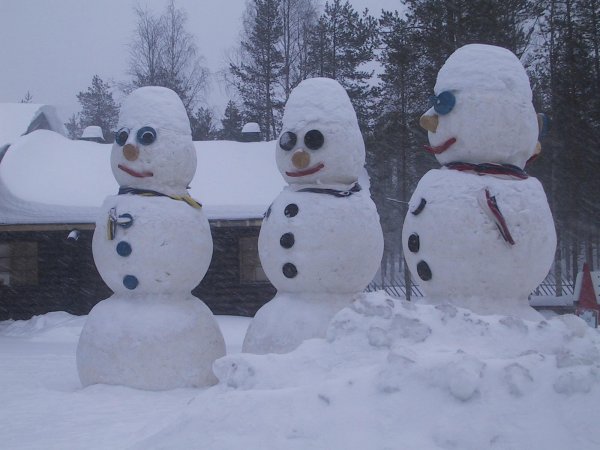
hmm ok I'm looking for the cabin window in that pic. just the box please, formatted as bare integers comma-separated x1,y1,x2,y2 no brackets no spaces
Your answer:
239,236,268,283
0,242,38,287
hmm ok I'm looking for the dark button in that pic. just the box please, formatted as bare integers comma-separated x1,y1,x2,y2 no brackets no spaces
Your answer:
123,275,139,290
284,203,299,218
280,232,295,248
411,198,427,216
408,233,420,253
417,261,432,281
282,263,298,278
116,241,132,257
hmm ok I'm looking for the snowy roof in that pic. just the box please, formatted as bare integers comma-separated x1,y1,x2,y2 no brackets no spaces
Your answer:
80,126,104,140
0,103,66,147
242,122,261,133
0,130,285,225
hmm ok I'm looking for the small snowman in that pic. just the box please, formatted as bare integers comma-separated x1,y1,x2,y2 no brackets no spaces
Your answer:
76,87,225,390
402,44,556,320
243,78,384,354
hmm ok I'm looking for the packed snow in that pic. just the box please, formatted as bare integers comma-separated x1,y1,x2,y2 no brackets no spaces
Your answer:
1,293,600,449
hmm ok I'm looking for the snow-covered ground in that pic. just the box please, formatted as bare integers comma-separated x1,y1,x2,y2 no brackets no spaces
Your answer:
1,292,600,449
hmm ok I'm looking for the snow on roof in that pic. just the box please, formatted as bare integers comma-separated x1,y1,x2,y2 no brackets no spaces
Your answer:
241,122,261,133
80,126,104,140
0,130,285,225
0,103,66,147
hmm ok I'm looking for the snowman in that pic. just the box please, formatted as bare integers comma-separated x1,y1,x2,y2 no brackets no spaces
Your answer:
76,87,225,390
402,44,556,320
243,78,384,354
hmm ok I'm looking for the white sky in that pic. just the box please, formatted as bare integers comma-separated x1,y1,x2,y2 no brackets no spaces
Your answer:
0,0,402,122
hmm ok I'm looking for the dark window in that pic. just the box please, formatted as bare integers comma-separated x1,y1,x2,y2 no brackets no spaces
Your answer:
0,242,38,286
239,236,268,283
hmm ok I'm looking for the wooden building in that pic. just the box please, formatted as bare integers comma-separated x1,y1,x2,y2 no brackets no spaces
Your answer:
0,131,283,320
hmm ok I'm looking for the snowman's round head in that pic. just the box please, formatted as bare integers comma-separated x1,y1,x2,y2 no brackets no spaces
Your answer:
111,86,196,195
276,78,365,186
420,44,539,169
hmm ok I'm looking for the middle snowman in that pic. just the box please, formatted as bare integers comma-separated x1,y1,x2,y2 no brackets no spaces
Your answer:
243,78,384,354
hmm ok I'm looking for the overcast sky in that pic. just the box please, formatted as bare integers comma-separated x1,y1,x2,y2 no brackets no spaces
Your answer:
0,0,402,122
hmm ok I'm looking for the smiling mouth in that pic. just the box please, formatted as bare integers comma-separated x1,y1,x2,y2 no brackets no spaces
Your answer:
286,162,325,177
424,137,457,154
118,164,154,178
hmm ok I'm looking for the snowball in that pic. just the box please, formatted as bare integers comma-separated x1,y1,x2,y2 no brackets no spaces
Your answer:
276,77,365,185
402,169,556,319
76,295,225,390
427,44,539,168
92,195,212,295
111,86,196,196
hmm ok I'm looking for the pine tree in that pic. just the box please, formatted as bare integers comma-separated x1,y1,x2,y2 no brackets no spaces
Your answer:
20,91,33,103
219,101,245,141
306,0,379,130
74,75,120,142
190,107,217,141
230,0,284,140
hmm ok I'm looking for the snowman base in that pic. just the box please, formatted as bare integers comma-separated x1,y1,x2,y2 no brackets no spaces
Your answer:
76,294,225,390
242,292,360,354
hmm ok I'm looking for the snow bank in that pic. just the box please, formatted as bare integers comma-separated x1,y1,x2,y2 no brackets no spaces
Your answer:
1,293,599,449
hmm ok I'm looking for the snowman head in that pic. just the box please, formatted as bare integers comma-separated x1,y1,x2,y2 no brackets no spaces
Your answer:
276,78,365,186
111,86,196,195
419,44,539,169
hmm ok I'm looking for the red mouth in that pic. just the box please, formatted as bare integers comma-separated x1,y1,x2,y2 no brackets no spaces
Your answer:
118,164,154,178
424,137,457,155
286,162,325,177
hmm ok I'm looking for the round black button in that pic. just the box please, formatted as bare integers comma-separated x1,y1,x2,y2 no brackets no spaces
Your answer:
417,261,432,281
282,263,298,278
280,232,295,248
284,203,299,217
116,241,132,257
123,275,139,290
408,233,420,253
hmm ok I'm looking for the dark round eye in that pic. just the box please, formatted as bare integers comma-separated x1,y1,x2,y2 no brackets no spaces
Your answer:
115,128,129,146
137,126,157,145
429,91,456,115
279,131,297,151
304,129,324,150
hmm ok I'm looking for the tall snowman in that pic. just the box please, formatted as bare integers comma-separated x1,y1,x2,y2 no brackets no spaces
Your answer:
76,86,225,390
243,78,384,354
402,44,556,320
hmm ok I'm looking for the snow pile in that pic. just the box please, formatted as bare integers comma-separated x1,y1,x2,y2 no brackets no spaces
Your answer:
1,294,600,447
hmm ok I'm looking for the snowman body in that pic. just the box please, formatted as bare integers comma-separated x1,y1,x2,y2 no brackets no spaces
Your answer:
77,87,225,390
243,187,383,353
403,169,555,320
403,44,556,319
243,78,384,354
91,195,212,295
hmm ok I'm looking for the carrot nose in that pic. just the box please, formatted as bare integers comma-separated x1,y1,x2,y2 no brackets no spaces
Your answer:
420,114,439,133
292,150,310,169
123,144,139,161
